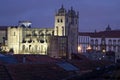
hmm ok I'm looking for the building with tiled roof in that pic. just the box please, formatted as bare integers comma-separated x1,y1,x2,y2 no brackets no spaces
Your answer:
78,25,120,62
0,54,112,80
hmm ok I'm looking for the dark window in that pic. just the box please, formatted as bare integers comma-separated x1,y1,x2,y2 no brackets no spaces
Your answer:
66,18,68,23
95,39,98,46
14,32,15,36
61,19,63,23
113,40,116,46
23,45,25,51
76,19,77,24
62,26,64,36
118,40,120,45
91,39,94,45
29,45,31,50
57,19,59,23
108,39,112,45
40,33,44,36
56,26,58,35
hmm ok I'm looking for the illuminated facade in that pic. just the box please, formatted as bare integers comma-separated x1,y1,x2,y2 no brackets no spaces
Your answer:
54,5,79,59
8,26,53,55
78,25,120,54
3,5,79,59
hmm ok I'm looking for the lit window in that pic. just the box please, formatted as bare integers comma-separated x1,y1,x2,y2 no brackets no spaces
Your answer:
101,38,106,44
87,45,91,50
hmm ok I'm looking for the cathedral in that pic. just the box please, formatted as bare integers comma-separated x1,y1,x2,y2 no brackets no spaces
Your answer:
2,5,79,59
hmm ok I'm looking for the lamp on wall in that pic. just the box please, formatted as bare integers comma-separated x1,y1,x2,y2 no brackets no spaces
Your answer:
87,45,92,53
78,45,82,53
87,45,91,50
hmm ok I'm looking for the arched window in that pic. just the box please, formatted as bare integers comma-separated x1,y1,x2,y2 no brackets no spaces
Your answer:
40,33,44,36
22,45,25,51
57,19,59,23
14,32,15,36
95,39,98,46
41,45,43,53
90,39,94,45
39,30,42,35
61,19,63,23
35,45,37,52
101,38,106,45
108,39,112,45
32,30,37,36
29,45,31,50
108,39,112,51
113,40,116,46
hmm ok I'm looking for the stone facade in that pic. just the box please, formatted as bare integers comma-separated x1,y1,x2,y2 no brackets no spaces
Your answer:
8,27,54,55
1,5,79,59
54,5,79,59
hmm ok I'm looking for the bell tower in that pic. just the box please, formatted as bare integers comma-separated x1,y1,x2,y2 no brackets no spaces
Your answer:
54,5,79,59
54,5,67,36
67,7,79,58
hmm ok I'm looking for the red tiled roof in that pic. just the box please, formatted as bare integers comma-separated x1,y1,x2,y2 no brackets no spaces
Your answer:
69,54,112,71
13,54,58,63
6,63,73,80
79,30,120,38
79,32,94,36
0,65,12,80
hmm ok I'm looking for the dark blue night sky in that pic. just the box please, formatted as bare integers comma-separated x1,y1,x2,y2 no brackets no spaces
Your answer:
0,0,120,32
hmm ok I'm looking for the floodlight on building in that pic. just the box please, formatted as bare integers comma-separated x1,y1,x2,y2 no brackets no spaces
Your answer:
87,45,91,50
78,45,82,53
95,47,98,50
102,49,106,53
